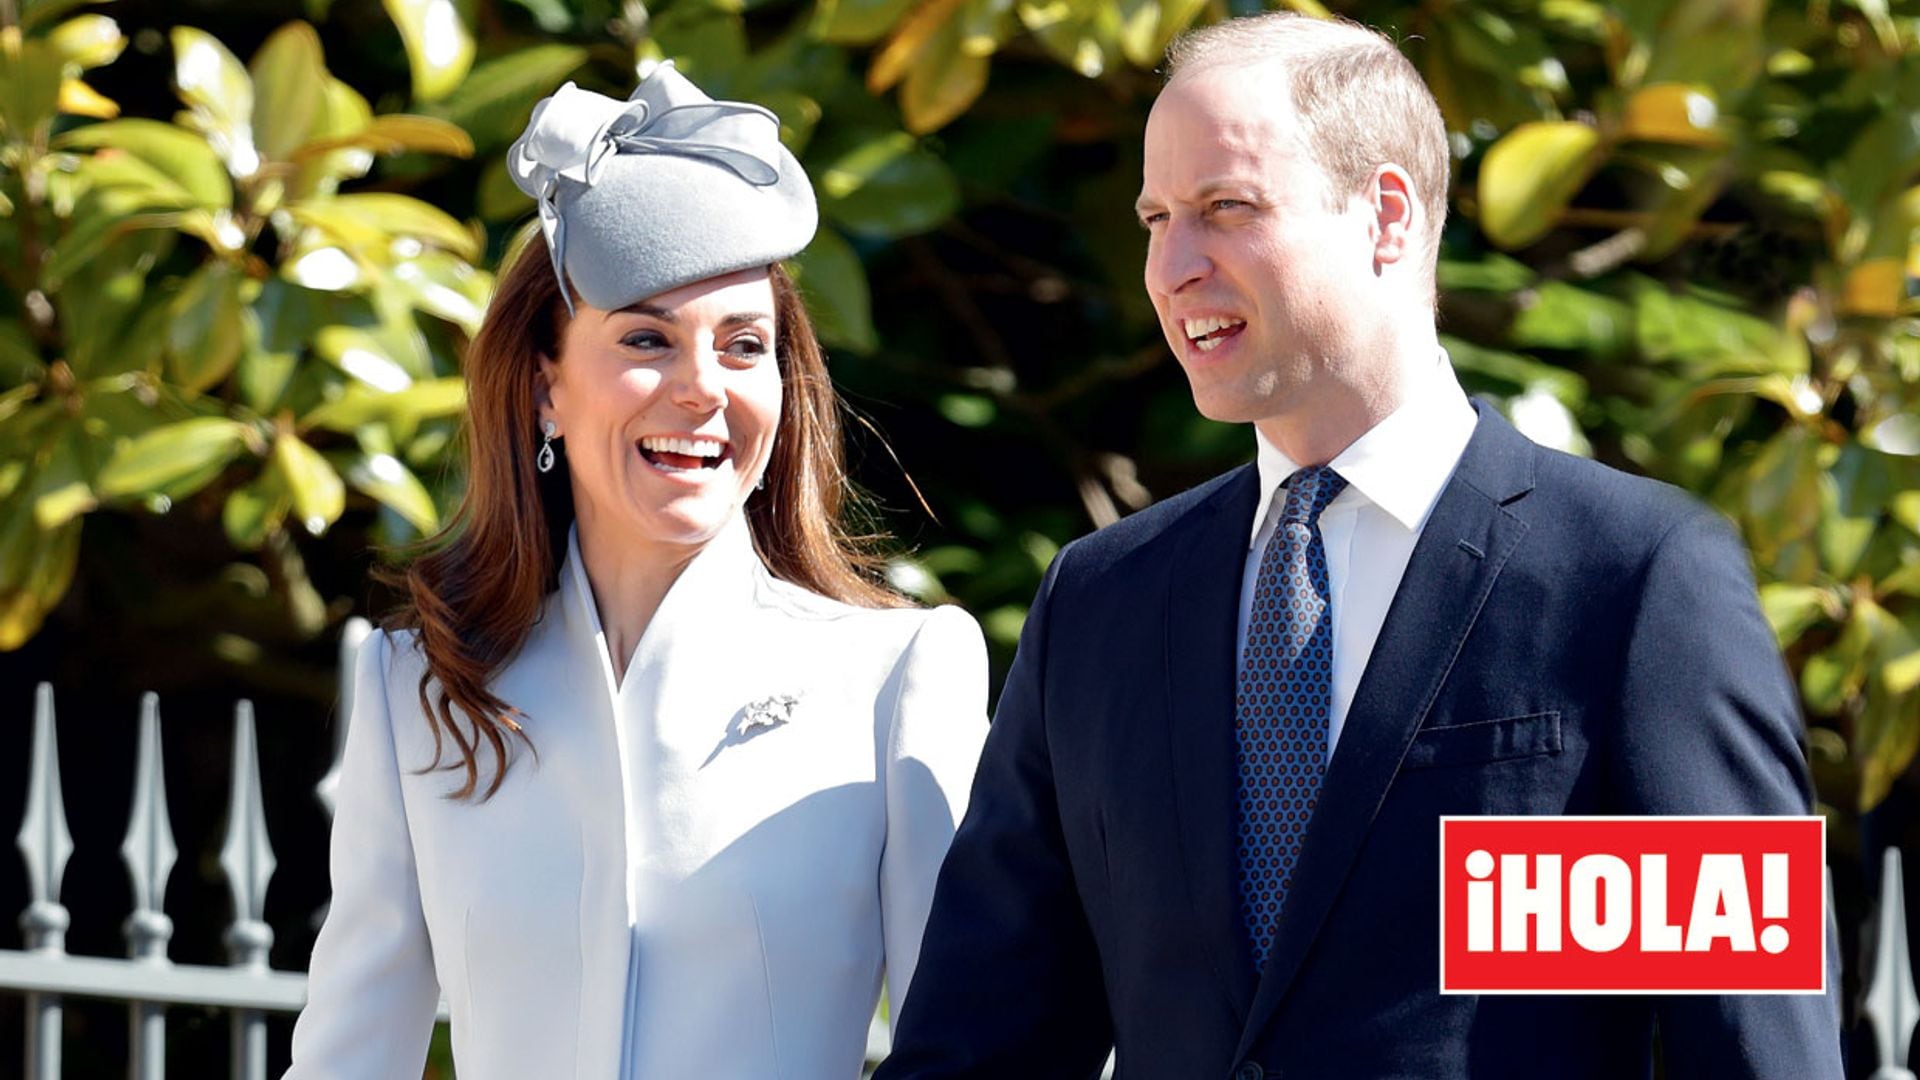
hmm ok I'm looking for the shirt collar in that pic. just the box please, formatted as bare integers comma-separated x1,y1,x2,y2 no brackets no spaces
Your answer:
1250,349,1478,549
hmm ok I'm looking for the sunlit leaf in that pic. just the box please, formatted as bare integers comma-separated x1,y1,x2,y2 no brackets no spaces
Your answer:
171,27,259,177
57,119,231,210
382,0,474,103
899,10,991,133
0,512,80,650
422,44,585,151
869,0,968,94
1839,259,1905,319
1759,582,1831,649
47,14,125,70
302,375,464,432
95,416,250,500
1477,121,1603,249
272,432,345,533
249,21,326,162
341,450,438,533
1620,83,1727,148
817,130,962,239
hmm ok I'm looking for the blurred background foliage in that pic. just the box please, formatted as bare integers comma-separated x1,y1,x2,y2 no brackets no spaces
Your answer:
0,0,1917,1070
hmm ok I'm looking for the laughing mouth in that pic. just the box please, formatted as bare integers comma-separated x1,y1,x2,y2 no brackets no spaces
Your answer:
637,435,731,473
1182,316,1246,352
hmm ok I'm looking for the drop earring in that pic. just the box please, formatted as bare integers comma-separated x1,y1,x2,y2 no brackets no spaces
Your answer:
537,420,558,473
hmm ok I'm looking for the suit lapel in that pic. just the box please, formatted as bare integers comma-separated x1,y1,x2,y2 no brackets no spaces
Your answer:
1163,464,1262,1021
1233,404,1538,1056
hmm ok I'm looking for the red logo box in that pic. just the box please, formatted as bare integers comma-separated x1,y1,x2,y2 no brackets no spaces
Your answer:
1439,816,1826,994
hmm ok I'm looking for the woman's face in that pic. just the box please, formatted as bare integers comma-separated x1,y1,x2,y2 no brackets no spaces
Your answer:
539,266,780,555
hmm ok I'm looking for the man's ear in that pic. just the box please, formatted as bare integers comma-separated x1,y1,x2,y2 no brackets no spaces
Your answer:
1370,165,1417,265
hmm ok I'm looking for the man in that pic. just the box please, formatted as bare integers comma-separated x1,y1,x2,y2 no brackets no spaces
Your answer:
876,12,1844,1080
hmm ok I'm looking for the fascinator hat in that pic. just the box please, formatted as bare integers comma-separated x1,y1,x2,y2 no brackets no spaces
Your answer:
507,62,818,316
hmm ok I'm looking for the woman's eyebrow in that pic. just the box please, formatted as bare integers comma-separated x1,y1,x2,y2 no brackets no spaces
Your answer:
719,311,774,329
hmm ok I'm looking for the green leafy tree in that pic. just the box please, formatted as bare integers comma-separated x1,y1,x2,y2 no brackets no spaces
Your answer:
2,0,1916,817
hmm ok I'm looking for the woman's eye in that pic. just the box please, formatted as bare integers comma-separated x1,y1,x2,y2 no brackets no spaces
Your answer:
621,331,668,350
726,335,770,360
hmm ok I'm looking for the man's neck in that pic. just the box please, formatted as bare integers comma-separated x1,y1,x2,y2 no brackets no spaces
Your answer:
1254,324,1441,466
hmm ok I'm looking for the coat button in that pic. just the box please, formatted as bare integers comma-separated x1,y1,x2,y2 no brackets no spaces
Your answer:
1234,1064,1264,1080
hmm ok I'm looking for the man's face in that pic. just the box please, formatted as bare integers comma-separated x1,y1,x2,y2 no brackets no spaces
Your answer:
1138,64,1382,427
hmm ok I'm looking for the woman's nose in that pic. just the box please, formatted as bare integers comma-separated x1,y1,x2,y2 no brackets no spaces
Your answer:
670,343,729,412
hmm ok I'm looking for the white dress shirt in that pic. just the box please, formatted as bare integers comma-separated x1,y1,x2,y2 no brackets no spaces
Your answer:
1236,353,1478,758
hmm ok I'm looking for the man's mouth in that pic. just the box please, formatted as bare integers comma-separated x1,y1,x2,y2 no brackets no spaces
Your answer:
1182,316,1246,352
637,435,730,473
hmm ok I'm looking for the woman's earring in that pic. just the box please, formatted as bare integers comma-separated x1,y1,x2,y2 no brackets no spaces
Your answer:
537,420,558,474
753,473,765,492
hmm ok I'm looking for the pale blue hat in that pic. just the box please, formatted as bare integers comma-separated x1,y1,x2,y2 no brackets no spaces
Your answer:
507,62,818,315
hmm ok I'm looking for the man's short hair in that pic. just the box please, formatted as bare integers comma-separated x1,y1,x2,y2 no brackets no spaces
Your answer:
1165,13,1451,273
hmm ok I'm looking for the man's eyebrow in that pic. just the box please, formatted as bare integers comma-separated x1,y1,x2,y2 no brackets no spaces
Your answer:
1136,180,1265,215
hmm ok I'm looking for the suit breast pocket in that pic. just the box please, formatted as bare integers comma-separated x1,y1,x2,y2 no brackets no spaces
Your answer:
1402,711,1562,769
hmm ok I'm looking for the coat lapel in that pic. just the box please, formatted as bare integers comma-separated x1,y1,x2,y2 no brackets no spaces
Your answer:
1164,464,1262,1022
1233,404,1538,1057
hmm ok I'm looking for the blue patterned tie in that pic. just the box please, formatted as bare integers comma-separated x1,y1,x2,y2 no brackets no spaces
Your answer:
1236,464,1347,972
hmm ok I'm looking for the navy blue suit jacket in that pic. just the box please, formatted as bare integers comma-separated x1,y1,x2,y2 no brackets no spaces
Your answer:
877,404,1843,1080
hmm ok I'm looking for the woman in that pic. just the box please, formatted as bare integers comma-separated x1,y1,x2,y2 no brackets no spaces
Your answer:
287,64,988,1080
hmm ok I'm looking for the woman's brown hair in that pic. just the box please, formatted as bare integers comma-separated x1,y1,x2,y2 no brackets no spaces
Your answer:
385,232,907,800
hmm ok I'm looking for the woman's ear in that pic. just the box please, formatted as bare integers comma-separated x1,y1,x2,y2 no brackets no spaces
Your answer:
535,351,560,435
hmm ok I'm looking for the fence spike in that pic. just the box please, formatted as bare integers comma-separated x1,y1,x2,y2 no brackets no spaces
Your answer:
121,693,176,962
316,617,372,820
220,701,277,952
1866,847,1920,1079
17,683,73,953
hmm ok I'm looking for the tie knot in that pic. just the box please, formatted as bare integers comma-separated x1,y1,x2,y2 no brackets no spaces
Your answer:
1280,465,1347,526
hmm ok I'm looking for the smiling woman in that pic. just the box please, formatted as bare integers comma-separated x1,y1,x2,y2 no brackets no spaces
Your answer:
284,63,990,1080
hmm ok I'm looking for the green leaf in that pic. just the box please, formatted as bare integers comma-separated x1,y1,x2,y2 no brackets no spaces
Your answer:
1476,121,1603,249
57,119,231,210
814,0,920,45
171,27,259,177
167,262,248,395
0,510,81,650
475,155,532,221
95,416,250,500
314,321,429,389
249,21,326,163
390,250,490,334
816,130,962,239
0,37,66,138
1758,583,1831,649
294,114,474,161
381,0,475,104
0,319,44,384
302,374,465,432
899,11,991,134
47,15,127,71
318,193,479,260
222,466,289,550
273,432,345,533
422,45,586,151
1506,281,1635,359
30,428,95,528
341,450,438,533
789,228,877,354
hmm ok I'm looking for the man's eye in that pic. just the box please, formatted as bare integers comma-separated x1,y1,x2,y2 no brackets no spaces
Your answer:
1211,199,1247,212
1138,212,1167,230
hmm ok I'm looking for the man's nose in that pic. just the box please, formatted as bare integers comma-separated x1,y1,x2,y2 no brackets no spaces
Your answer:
1144,218,1210,297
